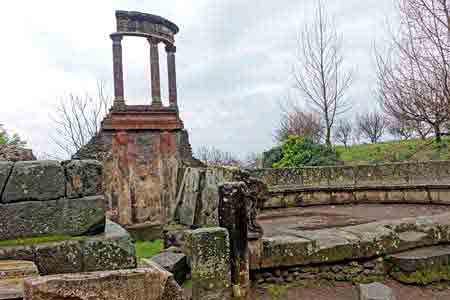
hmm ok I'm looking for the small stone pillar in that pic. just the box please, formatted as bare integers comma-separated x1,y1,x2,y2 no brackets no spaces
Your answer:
185,227,232,300
149,38,162,107
111,34,125,108
166,44,178,108
218,182,250,299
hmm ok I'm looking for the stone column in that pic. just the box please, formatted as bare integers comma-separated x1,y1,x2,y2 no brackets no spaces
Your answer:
166,44,178,108
218,182,250,299
111,35,125,108
149,38,162,107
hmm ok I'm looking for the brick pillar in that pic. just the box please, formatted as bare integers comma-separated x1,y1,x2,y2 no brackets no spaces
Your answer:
111,34,125,108
166,44,178,108
149,38,162,107
218,182,250,299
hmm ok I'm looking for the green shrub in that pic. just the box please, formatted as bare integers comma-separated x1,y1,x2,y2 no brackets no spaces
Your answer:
0,125,26,146
262,146,283,168
273,136,338,168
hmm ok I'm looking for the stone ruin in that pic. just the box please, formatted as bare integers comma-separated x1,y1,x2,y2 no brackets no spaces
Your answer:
0,11,188,300
4,9,450,300
75,10,202,241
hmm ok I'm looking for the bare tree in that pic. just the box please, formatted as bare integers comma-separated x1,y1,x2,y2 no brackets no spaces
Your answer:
242,152,263,169
357,111,388,143
195,146,240,167
274,102,323,143
50,81,112,157
387,117,416,140
293,0,353,147
333,119,353,147
376,0,450,142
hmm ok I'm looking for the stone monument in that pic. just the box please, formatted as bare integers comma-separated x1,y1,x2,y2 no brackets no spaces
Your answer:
76,11,201,239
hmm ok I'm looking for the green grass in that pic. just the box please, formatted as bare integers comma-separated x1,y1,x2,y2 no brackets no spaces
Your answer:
334,137,450,164
0,235,85,247
182,280,192,289
135,239,164,259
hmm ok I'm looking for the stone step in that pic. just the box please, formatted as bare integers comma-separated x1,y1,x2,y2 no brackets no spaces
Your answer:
388,245,450,285
0,260,39,300
250,212,450,270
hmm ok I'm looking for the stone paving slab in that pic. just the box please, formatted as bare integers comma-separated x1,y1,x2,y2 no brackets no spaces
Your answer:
250,212,450,270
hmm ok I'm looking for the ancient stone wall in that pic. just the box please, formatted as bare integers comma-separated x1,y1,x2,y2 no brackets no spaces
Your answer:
101,130,200,228
0,160,104,240
0,160,137,275
251,161,450,187
75,129,201,230
0,144,36,162
249,161,450,208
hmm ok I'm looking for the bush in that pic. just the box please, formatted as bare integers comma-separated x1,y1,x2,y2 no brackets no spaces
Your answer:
262,146,283,168
0,125,26,147
273,136,338,168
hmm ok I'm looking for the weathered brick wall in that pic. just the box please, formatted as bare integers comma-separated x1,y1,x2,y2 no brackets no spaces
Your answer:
0,160,105,240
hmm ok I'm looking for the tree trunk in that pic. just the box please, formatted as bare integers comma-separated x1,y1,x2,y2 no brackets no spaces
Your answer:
325,126,332,147
435,125,442,143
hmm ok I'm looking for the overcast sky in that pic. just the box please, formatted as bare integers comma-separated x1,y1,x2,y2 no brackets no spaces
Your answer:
0,1,396,159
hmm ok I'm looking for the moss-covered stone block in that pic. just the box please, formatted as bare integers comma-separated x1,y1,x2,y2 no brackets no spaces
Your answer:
185,227,232,300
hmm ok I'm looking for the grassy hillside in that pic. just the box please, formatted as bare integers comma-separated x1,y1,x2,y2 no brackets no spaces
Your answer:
335,137,450,165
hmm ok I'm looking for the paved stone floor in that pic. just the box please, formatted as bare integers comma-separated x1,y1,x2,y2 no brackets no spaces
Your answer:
258,204,450,237
249,280,450,300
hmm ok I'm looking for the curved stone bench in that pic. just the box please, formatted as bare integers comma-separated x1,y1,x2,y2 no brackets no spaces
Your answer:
249,211,450,271
264,183,450,209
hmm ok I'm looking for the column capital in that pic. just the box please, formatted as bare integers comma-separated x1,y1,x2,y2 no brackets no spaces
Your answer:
110,34,123,43
165,44,176,53
147,37,160,45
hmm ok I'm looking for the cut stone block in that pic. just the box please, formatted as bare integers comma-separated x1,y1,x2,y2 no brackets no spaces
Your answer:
388,245,450,285
64,160,103,199
0,195,105,240
1,161,65,203
0,162,13,199
0,260,39,300
150,251,188,284
185,227,232,300
0,260,39,280
250,212,450,270
0,220,136,275
358,282,396,300
23,261,184,300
